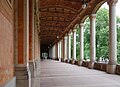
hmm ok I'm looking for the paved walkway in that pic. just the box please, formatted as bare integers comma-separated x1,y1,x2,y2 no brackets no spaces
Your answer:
38,60,120,87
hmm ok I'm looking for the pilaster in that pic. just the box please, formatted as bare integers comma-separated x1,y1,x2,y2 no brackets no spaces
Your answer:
14,0,31,87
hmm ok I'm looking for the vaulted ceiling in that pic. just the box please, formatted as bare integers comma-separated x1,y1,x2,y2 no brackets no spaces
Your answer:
39,0,107,52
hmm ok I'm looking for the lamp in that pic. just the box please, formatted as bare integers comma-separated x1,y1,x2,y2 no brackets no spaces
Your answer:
82,0,87,9
57,36,59,39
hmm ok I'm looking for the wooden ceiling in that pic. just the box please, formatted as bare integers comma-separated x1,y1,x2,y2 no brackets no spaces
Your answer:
39,0,107,51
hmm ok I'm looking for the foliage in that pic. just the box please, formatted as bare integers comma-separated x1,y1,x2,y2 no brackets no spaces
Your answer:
117,16,120,63
96,8,109,61
84,18,90,60
76,26,80,60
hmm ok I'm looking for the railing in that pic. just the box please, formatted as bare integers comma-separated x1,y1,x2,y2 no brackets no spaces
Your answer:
82,61,89,67
94,62,107,71
116,65,120,74
74,60,79,65
52,58,120,75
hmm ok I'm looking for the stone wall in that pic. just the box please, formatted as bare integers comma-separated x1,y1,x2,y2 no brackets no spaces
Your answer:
0,0,14,86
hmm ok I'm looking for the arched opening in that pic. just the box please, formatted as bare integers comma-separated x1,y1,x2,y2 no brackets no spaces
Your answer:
116,0,120,64
76,25,80,60
84,17,90,61
96,3,109,63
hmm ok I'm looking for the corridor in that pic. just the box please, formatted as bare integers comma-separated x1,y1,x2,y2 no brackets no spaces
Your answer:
40,60,120,87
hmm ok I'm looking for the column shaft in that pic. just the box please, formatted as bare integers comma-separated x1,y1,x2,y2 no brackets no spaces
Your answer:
72,30,76,60
58,42,60,60
67,33,71,62
59,41,62,61
55,43,58,59
79,23,84,65
107,0,118,74
89,14,96,69
61,39,65,61
64,36,68,61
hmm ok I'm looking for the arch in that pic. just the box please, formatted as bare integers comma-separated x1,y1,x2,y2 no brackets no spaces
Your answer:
80,15,90,23
92,1,107,14
74,23,79,29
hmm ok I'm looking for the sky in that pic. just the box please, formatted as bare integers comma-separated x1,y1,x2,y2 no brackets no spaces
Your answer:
102,0,120,17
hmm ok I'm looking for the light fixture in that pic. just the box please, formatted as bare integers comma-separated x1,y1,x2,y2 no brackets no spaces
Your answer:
82,3,87,9
57,36,59,39
82,0,87,9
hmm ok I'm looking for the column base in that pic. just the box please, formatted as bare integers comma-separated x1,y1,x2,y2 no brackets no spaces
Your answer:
88,62,95,69
64,59,68,63
35,59,40,69
55,58,59,61
107,64,116,74
15,66,31,87
34,59,41,77
61,58,64,62
29,61,35,78
71,60,75,64
67,59,70,63
64,58,67,62
59,58,61,62
78,61,83,66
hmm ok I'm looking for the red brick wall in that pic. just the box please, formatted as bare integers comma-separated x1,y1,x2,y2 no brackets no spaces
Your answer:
0,0,14,86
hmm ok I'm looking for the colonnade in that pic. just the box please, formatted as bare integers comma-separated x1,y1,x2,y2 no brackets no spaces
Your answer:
51,0,118,74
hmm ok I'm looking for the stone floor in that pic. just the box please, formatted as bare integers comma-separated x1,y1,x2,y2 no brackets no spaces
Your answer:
34,60,120,87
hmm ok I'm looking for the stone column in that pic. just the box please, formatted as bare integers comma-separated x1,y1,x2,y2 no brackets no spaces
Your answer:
72,29,77,63
88,14,96,69
29,0,35,78
58,42,60,60
59,41,62,62
107,0,118,74
79,23,84,65
61,38,65,62
64,36,68,61
55,43,58,59
14,0,31,87
55,43,58,60
67,33,71,62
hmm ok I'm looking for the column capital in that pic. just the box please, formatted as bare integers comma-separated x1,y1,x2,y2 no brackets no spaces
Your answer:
79,23,84,27
107,0,118,6
68,32,71,36
64,36,67,39
90,14,96,20
73,29,77,32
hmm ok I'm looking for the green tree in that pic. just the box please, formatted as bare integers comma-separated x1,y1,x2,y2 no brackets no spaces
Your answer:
117,16,120,63
84,17,90,60
96,8,109,61
76,25,80,60
75,8,120,63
